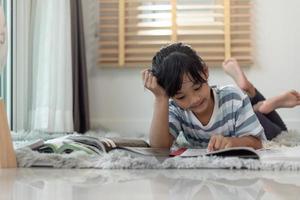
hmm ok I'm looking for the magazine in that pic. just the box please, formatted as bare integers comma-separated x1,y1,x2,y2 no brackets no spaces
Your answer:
32,135,97,155
30,135,170,157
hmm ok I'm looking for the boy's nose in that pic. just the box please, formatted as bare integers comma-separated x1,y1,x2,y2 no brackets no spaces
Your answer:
190,96,202,107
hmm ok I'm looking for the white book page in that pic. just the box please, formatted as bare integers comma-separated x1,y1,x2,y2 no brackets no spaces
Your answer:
179,148,208,157
120,147,170,156
179,147,258,157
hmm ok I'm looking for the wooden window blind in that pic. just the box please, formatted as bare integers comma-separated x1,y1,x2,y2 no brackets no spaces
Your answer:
98,0,252,68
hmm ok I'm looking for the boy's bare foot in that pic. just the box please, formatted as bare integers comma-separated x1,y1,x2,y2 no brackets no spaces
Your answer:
254,90,300,114
222,58,256,97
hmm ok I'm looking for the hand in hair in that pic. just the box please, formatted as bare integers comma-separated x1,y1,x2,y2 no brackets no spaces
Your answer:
142,69,167,99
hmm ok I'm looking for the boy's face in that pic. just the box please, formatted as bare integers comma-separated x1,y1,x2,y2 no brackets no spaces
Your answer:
172,73,213,115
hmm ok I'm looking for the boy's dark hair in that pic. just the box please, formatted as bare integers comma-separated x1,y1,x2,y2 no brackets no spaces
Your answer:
151,42,207,97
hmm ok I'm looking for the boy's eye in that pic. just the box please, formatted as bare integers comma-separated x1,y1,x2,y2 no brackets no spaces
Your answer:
175,96,185,100
194,85,202,91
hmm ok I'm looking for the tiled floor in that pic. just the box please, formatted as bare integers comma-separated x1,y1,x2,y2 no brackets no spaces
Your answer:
1,168,300,200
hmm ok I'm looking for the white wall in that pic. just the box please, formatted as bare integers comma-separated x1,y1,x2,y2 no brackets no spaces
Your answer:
83,0,300,135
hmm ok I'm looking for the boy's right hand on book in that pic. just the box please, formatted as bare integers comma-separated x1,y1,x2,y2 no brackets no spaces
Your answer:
207,135,235,152
142,69,168,99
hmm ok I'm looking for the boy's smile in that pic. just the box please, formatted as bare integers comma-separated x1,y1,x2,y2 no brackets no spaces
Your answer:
173,73,215,124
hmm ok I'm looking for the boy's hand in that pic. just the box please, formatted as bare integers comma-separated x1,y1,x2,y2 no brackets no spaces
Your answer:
207,135,237,152
142,69,167,99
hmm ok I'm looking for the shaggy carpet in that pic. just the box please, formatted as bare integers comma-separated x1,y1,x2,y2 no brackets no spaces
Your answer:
13,130,300,170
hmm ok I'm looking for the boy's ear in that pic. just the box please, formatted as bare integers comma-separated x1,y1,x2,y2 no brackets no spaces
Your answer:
203,66,209,80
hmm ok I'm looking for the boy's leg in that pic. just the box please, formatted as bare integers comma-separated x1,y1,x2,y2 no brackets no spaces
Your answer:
254,90,300,114
253,89,300,132
255,111,283,140
222,58,288,135
250,88,265,105
251,89,287,131
222,58,256,97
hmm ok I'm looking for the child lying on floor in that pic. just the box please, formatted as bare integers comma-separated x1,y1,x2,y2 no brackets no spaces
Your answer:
142,43,300,151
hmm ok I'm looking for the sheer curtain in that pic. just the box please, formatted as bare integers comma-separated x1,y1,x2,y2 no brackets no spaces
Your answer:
30,0,73,132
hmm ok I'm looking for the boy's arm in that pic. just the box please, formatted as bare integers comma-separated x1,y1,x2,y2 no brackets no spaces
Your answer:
207,135,262,152
142,69,174,148
231,135,262,149
149,97,174,148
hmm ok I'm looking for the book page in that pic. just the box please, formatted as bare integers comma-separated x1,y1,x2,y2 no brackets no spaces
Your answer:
109,138,150,148
120,147,170,157
176,147,259,159
179,148,207,157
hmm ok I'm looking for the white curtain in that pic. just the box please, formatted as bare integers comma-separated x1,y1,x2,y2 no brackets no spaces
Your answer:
0,3,7,71
30,0,73,132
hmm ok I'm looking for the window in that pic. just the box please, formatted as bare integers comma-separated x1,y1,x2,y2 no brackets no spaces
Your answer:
98,0,252,67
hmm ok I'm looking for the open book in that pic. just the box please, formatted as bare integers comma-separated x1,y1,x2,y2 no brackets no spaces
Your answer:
29,135,170,157
67,135,170,157
170,146,300,161
170,147,260,159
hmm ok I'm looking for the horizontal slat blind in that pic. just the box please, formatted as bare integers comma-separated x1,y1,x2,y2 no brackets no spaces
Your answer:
230,0,252,64
177,0,226,65
99,0,119,66
125,0,171,67
98,0,252,67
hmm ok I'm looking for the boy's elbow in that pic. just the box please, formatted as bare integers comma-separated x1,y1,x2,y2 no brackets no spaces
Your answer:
252,136,263,149
150,140,172,149
150,144,171,149
150,135,174,149
257,139,263,149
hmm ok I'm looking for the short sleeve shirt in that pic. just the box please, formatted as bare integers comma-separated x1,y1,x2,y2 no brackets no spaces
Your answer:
169,85,266,147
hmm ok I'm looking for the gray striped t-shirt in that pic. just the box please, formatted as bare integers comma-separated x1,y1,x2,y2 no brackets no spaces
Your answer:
169,85,266,147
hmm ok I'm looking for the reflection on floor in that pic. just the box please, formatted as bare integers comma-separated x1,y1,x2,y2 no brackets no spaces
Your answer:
1,168,300,200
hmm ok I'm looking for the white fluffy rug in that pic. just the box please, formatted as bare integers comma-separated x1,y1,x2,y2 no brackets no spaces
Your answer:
14,130,300,170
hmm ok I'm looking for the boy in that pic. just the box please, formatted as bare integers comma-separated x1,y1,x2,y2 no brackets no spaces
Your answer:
142,43,300,151
143,43,300,150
